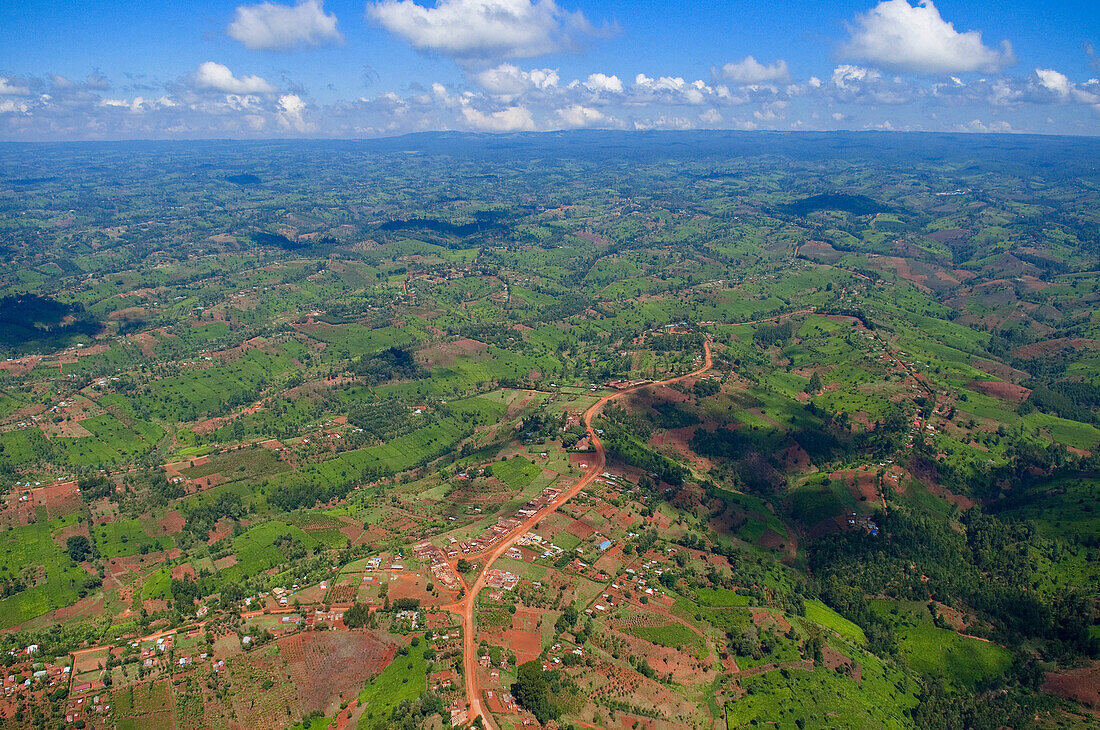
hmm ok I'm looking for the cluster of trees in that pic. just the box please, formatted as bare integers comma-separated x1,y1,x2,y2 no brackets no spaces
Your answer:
601,421,687,487
77,475,114,501
511,661,571,724
343,602,371,628
183,492,246,536
378,690,446,730
351,346,422,384
1020,379,1100,424
910,677,1051,730
65,535,94,563
809,505,1097,658
753,320,795,347
647,331,704,352
348,399,423,441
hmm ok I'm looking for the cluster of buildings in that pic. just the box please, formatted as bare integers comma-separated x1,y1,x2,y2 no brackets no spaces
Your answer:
64,694,110,726
135,634,175,669
484,689,518,714
542,641,585,671
452,485,561,555
2,656,69,700
483,569,520,591
846,512,880,536
412,542,462,591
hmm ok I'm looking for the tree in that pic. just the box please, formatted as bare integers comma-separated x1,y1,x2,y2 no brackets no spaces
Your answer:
511,661,556,724
344,603,370,629
66,535,93,563
808,371,823,394
456,559,471,573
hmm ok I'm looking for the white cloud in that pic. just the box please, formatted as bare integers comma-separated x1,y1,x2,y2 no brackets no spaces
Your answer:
583,72,622,93
0,99,31,114
278,93,316,131
1032,69,1100,107
461,104,535,130
844,0,1013,74
827,64,913,104
632,115,694,131
959,118,1012,132
474,64,558,97
699,108,723,124
1035,68,1071,97
831,64,880,90
229,0,343,51
367,0,613,61
555,104,607,128
716,56,790,84
193,62,278,94
634,74,711,104
0,78,30,96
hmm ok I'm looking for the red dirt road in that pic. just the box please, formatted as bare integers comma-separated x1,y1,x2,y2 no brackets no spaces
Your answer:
444,339,714,729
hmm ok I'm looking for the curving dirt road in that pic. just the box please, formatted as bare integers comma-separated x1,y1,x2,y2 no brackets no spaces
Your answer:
445,338,713,729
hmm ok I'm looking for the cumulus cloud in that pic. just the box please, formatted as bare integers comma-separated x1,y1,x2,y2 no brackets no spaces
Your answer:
0,99,31,114
461,103,535,130
931,70,1100,110
6,55,1100,139
367,0,615,61
1035,68,1072,98
228,0,343,51
474,64,558,97
0,78,30,96
193,62,278,94
634,74,712,104
582,72,622,93
828,64,914,104
844,0,1014,74
699,108,723,124
716,56,790,84
555,104,609,128
278,93,316,131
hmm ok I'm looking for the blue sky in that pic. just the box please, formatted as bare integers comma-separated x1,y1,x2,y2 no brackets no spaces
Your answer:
0,0,1097,139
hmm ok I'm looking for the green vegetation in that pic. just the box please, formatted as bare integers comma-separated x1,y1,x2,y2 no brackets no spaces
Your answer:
356,642,429,729
0,133,1097,729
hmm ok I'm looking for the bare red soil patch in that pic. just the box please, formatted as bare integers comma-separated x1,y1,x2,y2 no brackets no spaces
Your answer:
782,443,813,471
386,574,436,605
129,332,158,357
968,380,1031,403
574,231,612,246
281,631,397,714
1013,338,1092,360
171,563,196,580
908,458,977,510
927,228,968,243
158,510,185,535
496,608,543,665
751,611,792,633
566,518,597,539
821,644,862,682
1043,661,1100,709
42,480,81,519
207,518,234,544
972,358,1029,382
53,520,89,546
419,338,489,368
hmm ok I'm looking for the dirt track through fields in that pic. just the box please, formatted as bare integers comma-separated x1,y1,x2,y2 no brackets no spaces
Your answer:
443,339,714,729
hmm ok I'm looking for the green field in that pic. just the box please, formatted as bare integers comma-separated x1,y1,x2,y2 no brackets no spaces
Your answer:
356,642,429,729
0,516,95,628
628,623,705,652
872,600,1012,689
803,599,867,644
